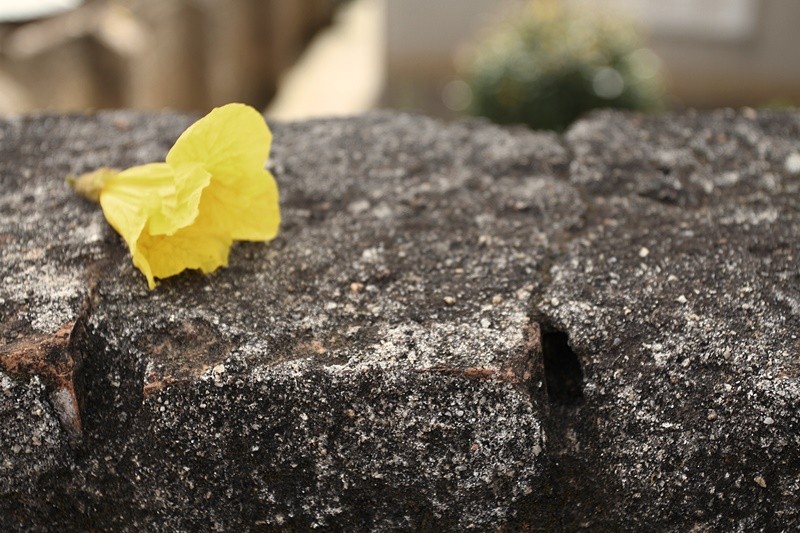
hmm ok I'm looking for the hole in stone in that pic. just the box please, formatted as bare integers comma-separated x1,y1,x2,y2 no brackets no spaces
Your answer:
541,329,584,405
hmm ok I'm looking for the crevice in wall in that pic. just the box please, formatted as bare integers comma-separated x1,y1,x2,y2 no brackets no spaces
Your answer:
540,328,584,406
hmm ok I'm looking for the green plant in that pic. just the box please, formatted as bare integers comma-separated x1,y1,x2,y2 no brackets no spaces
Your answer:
463,1,664,131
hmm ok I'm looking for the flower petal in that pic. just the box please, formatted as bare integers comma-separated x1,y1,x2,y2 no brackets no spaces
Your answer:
198,168,281,241
100,162,211,240
165,103,271,186
134,219,232,289
99,163,170,251
147,163,211,236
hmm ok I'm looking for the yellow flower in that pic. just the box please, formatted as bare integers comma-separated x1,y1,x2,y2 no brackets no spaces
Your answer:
69,103,280,289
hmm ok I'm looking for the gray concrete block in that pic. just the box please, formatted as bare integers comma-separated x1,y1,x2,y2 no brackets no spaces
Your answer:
1,109,798,530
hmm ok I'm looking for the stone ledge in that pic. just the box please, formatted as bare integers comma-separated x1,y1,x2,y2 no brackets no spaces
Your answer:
1,109,798,530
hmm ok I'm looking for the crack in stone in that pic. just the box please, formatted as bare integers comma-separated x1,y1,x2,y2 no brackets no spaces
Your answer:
540,328,584,407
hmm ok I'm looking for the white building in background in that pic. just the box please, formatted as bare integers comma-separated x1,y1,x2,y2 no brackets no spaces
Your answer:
614,0,800,107
383,0,522,116
2,0,799,117
384,0,800,114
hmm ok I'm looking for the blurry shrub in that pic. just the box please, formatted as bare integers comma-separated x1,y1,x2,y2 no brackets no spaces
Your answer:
463,0,664,131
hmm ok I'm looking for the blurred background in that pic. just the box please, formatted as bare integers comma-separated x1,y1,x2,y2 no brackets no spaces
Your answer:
1,0,799,131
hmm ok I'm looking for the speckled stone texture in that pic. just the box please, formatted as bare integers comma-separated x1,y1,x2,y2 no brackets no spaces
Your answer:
1,109,798,531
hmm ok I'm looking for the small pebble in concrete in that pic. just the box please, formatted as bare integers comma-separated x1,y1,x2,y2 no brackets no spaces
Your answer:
785,153,800,174
349,282,364,293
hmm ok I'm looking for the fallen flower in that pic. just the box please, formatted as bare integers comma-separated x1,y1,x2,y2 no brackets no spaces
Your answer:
69,103,280,289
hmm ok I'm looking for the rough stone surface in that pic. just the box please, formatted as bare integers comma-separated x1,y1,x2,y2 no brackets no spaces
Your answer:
1,108,798,531
545,110,800,530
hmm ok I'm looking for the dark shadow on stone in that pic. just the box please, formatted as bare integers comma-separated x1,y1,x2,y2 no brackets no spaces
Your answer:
541,329,584,406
